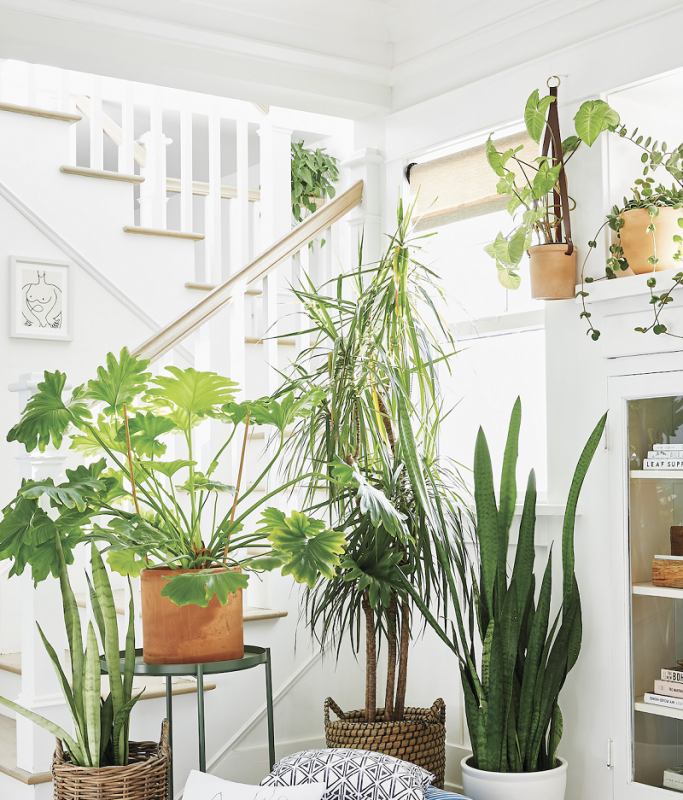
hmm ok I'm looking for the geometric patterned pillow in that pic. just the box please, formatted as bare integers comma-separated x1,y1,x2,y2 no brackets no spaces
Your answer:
424,787,470,800
260,749,435,800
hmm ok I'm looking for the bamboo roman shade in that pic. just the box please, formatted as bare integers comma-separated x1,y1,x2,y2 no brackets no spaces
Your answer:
409,131,537,230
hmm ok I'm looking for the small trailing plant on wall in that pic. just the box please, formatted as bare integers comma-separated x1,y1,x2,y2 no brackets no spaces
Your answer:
291,140,339,223
577,121,683,341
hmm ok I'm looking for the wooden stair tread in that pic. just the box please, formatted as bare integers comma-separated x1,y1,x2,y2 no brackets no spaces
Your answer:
0,717,52,785
0,102,81,124
0,654,21,676
60,165,144,184
245,337,296,346
123,226,204,241
185,282,262,296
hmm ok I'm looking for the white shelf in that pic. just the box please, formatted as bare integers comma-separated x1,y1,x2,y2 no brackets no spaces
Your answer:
635,696,683,720
630,470,683,480
633,582,683,600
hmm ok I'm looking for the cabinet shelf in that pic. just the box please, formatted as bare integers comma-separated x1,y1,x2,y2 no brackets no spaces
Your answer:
630,470,683,480
635,696,683,721
633,582,683,599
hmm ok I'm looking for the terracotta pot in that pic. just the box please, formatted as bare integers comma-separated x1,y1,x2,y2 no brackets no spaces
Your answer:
461,756,567,800
528,244,577,300
141,567,244,665
619,207,683,274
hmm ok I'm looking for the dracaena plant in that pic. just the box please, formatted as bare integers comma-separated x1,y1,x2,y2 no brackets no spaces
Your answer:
0,350,346,606
277,200,470,723
401,399,606,772
0,536,140,767
484,88,620,289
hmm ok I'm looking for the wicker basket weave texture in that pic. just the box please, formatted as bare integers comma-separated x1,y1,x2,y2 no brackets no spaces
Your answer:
52,719,171,800
324,698,446,789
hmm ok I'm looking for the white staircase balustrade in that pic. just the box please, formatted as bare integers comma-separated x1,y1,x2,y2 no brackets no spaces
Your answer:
138,128,173,230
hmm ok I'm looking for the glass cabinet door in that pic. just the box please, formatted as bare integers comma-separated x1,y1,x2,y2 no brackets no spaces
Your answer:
628,394,683,792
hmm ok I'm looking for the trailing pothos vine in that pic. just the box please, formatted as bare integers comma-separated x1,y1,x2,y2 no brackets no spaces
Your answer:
577,122,683,340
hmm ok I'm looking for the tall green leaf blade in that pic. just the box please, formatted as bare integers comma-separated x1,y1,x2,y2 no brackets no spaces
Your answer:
497,399,521,598
474,427,499,615
0,694,85,765
112,691,143,766
123,578,136,704
517,554,552,767
548,703,563,768
85,572,106,647
100,694,113,765
90,544,123,722
562,413,606,614
83,622,101,767
512,469,537,622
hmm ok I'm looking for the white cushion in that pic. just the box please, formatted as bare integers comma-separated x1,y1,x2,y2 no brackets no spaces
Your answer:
260,749,434,800
184,771,327,800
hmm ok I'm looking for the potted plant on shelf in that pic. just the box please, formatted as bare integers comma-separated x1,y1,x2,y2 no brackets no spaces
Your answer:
291,139,339,224
400,398,606,800
276,201,469,788
484,80,620,299
0,534,170,799
0,354,346,665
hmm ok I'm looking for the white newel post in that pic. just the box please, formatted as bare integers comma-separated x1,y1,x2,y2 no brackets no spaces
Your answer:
138,129,172,229
342,148,384,270
8,374,70,774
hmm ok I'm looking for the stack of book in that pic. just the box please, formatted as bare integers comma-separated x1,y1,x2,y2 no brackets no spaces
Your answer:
644,444,683,470
644,667,683,710
664,766,683,792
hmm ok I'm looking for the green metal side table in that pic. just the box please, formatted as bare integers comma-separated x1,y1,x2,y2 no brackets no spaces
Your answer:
102,645,275,800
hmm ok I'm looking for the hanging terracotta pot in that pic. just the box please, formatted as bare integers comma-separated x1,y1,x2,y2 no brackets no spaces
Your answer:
141,567,244,665
528,244,577,300
619,207,683,274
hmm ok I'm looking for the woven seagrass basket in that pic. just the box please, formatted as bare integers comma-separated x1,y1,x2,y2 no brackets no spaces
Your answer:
52,719,171,800
324,697,446,789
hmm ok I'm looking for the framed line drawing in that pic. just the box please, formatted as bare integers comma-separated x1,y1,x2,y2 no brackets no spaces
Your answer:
9,256,72,341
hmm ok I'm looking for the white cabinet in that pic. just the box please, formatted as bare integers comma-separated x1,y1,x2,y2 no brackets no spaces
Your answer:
609,370,683,798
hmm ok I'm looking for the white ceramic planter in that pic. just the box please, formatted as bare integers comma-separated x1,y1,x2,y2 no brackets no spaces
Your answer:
460,756,567,800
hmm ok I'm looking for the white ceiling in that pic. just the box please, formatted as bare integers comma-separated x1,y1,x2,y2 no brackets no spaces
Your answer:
0,0,680,119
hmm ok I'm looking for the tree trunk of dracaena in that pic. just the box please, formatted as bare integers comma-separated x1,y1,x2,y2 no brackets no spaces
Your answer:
394,601,410,721
362,589,377,723
383,593,398,722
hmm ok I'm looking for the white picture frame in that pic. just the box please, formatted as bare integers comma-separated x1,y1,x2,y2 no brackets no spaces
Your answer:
9,256,72,341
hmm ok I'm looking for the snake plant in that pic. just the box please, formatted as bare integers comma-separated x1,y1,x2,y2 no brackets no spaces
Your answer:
402,398,606,772
0,536,140,767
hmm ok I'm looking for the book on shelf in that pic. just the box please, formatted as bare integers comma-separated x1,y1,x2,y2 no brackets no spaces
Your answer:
655,680,683,697
649,451,683,459
644,692,683,709
662,668,683,683
655,444,683,450
664,767,683,792
643,459,683,469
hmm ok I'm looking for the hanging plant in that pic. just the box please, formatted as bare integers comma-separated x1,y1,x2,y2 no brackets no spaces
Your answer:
291,140,339,223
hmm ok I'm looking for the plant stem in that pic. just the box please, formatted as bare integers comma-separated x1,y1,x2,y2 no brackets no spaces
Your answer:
122,405,141,516
224,411,250,558
362,589,377,723
394,601,410,721
383,593,398,722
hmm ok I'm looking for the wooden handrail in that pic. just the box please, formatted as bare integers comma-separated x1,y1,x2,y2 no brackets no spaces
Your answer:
133,180,363,363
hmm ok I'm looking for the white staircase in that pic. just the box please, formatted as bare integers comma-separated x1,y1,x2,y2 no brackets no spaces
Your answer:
0,57,380,798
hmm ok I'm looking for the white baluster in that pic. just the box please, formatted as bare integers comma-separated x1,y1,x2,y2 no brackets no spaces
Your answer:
119,83,134,175
138,98,172,229
180,98,193,233
233,105,250,268
205,108,222,283
89,75,103,171
58,69,78,166
8,374,70,774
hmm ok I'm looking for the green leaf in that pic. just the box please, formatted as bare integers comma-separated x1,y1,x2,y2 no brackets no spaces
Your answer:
106,549,145,578
86,349,151,415
83,622,101,767
474,426,498,615
497,266,522,291
161,569,249,607
19,476,103,511
7,372,91,452
574,100,620,146
121,412,175,458
258,508,346,588
331,457,406,537
144,367,238,429
531,160,562,200
524,89,556,143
